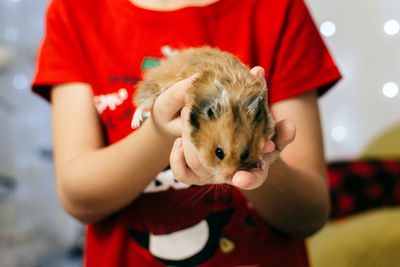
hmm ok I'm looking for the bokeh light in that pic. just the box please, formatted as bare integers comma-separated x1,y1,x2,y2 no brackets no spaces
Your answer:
384,19,400,35
331,125,347,142
320,21,336,37
382,82,399,98
13,74,28,90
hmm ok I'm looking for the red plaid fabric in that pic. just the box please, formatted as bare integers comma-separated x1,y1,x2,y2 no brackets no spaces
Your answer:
328,159,400,219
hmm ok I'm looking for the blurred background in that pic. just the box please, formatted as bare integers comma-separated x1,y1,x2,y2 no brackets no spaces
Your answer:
0,0,399,266
1,0,87,266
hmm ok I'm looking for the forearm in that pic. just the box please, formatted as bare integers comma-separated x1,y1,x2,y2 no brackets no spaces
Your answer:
56,118,174,224
241,157,331,238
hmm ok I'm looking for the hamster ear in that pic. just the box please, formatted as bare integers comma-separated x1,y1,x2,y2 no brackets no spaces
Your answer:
191,98,221,122
203,101,221,120
246,96,265,122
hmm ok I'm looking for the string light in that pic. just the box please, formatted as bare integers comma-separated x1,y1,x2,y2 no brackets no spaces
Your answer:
382,82,399,98
384,19,400,35
320,21,336,37
13,74,28,90
331,126,347,142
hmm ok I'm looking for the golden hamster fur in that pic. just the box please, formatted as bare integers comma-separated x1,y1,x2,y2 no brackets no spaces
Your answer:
133,47,275,183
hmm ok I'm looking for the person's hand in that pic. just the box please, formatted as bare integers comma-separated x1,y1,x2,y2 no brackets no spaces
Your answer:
150,74,199,138
231,119,296,190
169,67,296,190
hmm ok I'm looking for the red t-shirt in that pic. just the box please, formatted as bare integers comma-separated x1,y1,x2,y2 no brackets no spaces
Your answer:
33,0,341,266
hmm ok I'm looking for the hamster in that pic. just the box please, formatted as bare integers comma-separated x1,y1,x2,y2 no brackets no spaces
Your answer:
132,46,275,183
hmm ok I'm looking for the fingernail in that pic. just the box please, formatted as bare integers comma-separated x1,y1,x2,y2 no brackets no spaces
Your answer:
174,138,182,149
188,73,200,82
180,108,185,119
257,68,265,80
181,107,188,120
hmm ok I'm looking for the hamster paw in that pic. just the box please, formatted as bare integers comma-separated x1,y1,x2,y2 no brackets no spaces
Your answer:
131,107,144,129
131,107,152,129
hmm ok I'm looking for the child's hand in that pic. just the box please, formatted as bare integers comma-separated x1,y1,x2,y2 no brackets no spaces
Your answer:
169,110,296,190
150,74,199,138
230,119,296,190
169,67,296,190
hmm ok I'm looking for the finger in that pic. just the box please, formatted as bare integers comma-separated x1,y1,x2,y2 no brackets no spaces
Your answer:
232,171,255,189
262,139,276,153
170,138,199,185
249,66,265,81
168,117,183,136
249,66,267,98
273,119,296,152
232,170,265,190
156,74,200,120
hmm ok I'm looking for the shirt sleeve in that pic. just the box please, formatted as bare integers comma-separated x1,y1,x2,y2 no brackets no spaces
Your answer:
31,0,89,101
262,0,342,104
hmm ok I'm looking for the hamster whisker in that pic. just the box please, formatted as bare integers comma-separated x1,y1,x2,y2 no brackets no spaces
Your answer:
183,183,220,207
182,185,210,206
209,170,222,181
197,169,221,185
182,170,224,206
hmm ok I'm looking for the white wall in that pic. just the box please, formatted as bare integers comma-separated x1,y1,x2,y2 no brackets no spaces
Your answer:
305,0,400,161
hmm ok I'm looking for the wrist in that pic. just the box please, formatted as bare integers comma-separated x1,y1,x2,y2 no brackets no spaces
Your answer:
145,116,177,147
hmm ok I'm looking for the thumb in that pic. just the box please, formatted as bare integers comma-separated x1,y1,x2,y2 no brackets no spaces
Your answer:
155,73,200,120
249,66,265,81
273,119,296,152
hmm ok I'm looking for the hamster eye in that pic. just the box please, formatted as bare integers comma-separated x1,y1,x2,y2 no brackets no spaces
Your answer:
240,149,249,161
215,147,225,160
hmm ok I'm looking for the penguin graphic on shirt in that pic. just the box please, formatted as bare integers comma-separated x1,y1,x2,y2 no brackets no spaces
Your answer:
129,208,235,266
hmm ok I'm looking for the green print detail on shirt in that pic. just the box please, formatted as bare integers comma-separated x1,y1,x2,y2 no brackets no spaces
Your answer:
141,57,161,70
